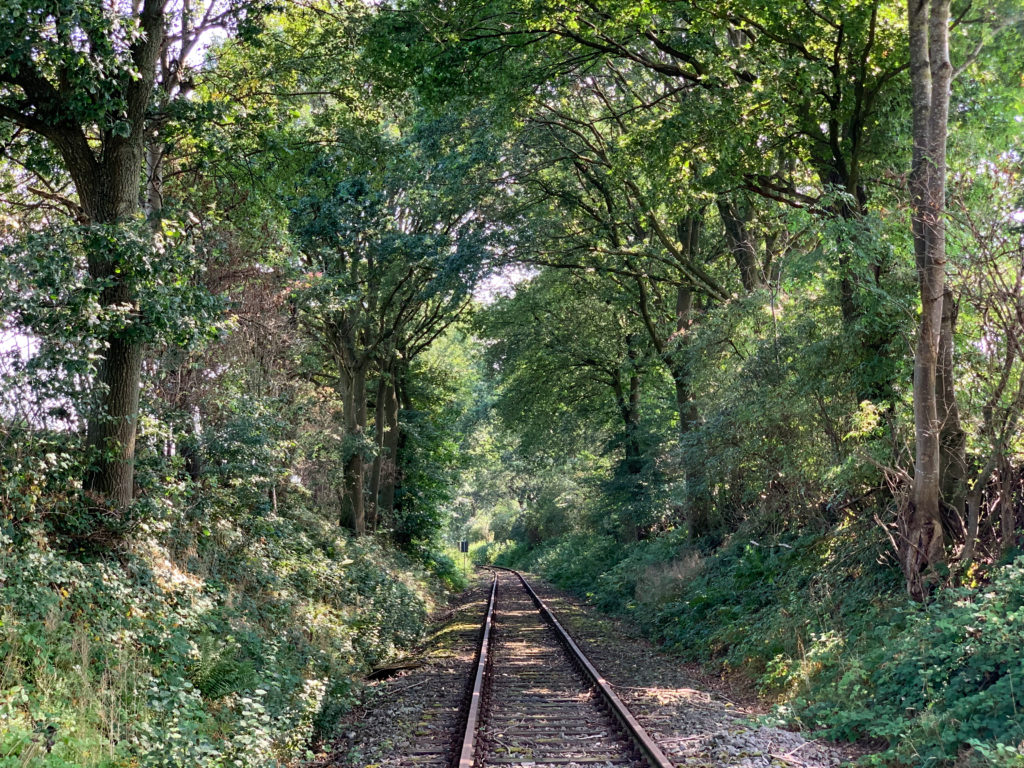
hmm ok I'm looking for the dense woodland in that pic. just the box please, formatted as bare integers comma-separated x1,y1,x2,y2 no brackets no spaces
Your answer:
1,0,1024,765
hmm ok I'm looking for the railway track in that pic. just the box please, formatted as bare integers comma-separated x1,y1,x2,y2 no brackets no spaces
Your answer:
454,568,675,768
341,567,837,768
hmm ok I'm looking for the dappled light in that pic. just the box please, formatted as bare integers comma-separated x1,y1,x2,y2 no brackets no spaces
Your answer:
2,0,1024,766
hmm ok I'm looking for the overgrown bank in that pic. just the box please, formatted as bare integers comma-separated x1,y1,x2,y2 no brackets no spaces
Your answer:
0,504,459,768
497,522,1024,766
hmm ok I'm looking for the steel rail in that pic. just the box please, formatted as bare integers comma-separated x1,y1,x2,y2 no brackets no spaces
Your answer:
456,571,497,768
489,566,676,768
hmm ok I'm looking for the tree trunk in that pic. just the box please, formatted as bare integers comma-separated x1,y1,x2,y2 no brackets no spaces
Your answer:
339,364,369,535
84,334,144,508
613,372,643,476
368,371,388,531
70,9,158,511
674,367,712,538
903,0,953,601
962,484,982,568
378,374,401,520
389,375,411,527
717,199,764,293
0,1,166,513
937,285,966,517
80,172,147,510
1001,463,1017,558
667,285,712,538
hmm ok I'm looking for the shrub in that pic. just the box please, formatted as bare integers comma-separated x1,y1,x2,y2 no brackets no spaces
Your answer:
0,497,437,767
512,518,1024,764
789,558,1024,765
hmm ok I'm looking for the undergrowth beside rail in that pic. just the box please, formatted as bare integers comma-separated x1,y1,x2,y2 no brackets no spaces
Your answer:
496,519,1024,766
0,503,456,768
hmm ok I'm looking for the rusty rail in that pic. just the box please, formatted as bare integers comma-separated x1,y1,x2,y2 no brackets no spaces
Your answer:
456,570,497,768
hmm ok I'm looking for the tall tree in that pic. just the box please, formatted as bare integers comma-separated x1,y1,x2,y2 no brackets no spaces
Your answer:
0,0,258,509
291,124,491,534
903,0,953,601
478,268,670,538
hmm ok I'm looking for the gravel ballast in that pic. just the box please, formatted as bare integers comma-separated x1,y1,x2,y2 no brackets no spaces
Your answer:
317,570,860,767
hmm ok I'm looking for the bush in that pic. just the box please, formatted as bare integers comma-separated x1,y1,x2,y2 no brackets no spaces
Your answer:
512,517,1024,765
789,558,1024,766
0,499,437,767
499,532,624,597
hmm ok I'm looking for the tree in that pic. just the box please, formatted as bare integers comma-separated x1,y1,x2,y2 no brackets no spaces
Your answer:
0,0,260,509
478,268,674,539
489,67,787,534
291,122,492,534
901,0,954,601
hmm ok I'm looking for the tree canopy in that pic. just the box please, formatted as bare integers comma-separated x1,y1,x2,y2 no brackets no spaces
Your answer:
2,0,1024,765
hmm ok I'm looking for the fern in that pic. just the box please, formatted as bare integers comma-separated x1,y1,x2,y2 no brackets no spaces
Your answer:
186,635,256,700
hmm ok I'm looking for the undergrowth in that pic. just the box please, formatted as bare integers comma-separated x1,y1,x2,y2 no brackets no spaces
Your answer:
497,517,1024,766
0,501,441,767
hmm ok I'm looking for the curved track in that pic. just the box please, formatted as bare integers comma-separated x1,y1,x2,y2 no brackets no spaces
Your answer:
455,568,674,768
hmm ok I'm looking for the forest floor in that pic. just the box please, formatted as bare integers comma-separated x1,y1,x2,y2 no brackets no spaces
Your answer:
312,571,869,768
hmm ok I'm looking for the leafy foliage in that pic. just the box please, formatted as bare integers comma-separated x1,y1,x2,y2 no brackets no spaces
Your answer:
1,0,1023,765
0,500,435,767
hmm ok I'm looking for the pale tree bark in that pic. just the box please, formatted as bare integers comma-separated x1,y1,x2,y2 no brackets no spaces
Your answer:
903,0,953,601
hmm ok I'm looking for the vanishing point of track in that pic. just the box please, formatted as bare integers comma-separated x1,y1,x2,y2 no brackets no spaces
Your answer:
454,567,675,768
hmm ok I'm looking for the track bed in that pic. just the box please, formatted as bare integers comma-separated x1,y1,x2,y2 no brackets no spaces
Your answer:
476,570,642,767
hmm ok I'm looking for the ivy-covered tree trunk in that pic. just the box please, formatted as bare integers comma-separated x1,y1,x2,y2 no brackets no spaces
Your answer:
78,167,151,509
904,0,953,601
0,0,166,511
635,213,715,540
84,329,144,507
77,159,151,511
